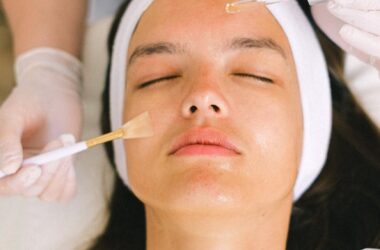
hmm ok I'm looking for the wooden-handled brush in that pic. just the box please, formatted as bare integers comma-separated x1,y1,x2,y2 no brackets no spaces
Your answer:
0,112,153,178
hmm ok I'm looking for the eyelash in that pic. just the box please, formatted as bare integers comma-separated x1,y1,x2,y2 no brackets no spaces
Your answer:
137,75,180,89
233,73,274,84
137,72,274,89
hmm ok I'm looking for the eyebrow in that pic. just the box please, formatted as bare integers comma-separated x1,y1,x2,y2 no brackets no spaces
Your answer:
228,37,286,59
128,42,184,66
128,37,286,66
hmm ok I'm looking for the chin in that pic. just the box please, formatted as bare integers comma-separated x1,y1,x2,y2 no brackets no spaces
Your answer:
162,166,249,213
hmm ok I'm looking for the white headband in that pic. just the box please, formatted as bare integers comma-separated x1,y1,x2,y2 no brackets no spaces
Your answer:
110,0,332,201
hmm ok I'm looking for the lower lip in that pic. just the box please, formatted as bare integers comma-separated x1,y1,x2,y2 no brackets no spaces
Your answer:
173,144,238,156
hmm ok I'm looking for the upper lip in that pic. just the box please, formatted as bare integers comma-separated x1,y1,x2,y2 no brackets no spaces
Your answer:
168,127,242,155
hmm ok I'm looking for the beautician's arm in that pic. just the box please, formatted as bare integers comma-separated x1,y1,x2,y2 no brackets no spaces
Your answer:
2,0,87,57
0,0,87,201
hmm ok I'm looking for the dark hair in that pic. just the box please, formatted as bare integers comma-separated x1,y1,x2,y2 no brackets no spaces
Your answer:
91,1,380,249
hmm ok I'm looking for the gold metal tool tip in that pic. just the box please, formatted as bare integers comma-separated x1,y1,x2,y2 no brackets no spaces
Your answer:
225,0,290,14
225,2,241,13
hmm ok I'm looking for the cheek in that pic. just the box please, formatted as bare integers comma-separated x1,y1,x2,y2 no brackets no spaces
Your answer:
248,99,302,156
123,91,180,197
233,88,303,201
123,127,166,200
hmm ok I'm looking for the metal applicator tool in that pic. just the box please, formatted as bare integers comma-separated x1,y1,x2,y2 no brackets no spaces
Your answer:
225,0,327,14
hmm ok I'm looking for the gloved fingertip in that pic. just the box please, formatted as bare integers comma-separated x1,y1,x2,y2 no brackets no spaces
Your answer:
41,134,74,153
327,0,339,10
23,185,44,197
60,134,76,146
1,164,20,175
0,154,23,175
333,0,359,8
332,0,345,6
59,181,77,203
20,166,42,187
339,25,357,40
59,188,77,204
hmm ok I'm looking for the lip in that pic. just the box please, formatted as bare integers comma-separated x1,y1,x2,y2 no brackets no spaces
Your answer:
168,127,241,156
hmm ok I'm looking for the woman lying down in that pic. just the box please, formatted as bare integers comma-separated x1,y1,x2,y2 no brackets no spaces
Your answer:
91,0,380,249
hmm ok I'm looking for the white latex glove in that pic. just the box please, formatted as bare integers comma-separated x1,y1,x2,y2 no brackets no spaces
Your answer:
0,48,82,202
311,0,380,72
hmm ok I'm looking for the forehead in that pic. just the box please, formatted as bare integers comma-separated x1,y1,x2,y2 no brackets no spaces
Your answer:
128,0,292,56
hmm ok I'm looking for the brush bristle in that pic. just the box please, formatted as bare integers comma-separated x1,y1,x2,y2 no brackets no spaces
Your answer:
121,112,154,139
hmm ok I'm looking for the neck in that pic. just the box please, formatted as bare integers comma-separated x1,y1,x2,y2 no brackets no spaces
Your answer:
146,199,292,250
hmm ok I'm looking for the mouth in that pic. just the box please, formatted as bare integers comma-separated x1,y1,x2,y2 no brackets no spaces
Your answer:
169,127,242,156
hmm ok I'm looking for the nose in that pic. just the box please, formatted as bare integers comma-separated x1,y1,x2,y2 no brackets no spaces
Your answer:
181,82,229,119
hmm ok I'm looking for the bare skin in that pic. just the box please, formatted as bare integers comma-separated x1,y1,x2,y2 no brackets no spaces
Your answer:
2,0,87,57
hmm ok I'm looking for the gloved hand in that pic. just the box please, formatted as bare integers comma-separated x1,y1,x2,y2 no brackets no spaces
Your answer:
0,48,83,202
311,0,380,72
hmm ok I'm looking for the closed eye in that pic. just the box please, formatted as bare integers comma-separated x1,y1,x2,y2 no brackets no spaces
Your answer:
137,75,180,89
233,73,274,84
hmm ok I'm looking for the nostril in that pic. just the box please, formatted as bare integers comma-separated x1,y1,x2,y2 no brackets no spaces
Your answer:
210,104,220,113
190,106,197,113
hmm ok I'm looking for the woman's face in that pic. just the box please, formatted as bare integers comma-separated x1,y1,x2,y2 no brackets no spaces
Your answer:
124,0,303,214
